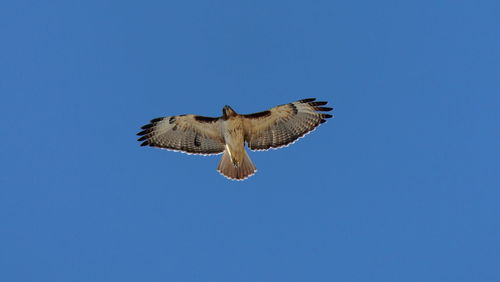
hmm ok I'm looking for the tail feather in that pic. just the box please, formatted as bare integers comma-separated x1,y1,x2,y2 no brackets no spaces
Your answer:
217,150,257,181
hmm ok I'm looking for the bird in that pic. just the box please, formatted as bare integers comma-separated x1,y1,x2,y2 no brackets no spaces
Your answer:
137,98,333,180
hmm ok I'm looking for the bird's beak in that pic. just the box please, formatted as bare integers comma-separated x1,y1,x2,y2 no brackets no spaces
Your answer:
223,105,236,118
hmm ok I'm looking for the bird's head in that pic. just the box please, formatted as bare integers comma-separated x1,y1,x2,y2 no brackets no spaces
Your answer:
222,105,237,119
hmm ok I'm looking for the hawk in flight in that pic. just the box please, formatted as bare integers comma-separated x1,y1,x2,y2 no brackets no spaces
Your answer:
137,98,333,180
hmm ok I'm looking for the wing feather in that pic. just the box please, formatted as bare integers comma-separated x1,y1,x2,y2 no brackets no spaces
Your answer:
243,98,333,151
137,114,225,155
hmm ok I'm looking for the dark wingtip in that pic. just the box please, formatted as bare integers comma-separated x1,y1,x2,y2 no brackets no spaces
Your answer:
299,98,316,103
310,101,328,106
141,123,154,129
140,141,150,146
320,119,327,124
137,129,149,136
137,135,148,141
321,114,333,119
150,117,163,123
315,107,333,112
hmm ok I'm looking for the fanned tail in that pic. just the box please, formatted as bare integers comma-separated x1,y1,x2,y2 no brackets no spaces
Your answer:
217,150,257,181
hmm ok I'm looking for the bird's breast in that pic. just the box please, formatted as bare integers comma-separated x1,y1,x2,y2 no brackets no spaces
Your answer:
222,118,244,144
222,118,245,167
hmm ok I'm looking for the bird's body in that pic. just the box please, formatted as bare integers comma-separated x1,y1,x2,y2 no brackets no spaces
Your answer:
221,107,245,166
137,98,333,180
217,106,257,179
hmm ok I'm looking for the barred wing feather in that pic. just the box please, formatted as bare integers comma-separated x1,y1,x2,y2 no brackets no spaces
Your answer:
137,114,225,155
242,98,333,151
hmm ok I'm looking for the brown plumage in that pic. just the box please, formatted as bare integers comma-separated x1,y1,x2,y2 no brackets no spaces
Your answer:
137,98,333,180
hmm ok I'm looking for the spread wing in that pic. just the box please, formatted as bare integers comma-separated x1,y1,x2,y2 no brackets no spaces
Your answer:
242,98,333,151
137,114,225,155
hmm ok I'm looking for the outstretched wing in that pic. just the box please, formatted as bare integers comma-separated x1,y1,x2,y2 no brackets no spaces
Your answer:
242,98,333,151
137,114,225,155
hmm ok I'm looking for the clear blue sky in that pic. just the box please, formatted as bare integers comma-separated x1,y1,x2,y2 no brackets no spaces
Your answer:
1,1,499,281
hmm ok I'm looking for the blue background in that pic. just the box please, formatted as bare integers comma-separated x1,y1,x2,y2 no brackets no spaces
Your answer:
1,1,499,281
